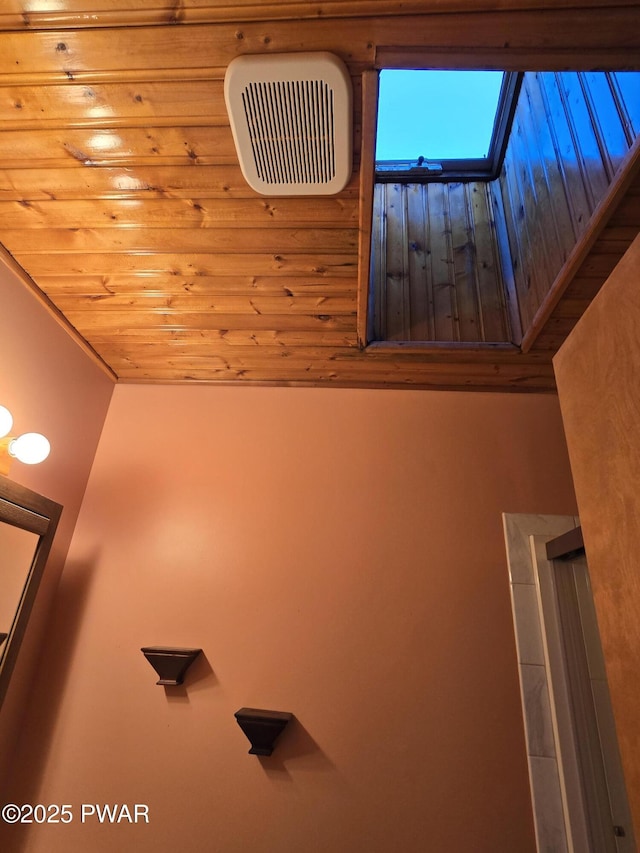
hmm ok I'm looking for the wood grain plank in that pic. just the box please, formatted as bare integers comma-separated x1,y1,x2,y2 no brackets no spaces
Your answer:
510,110,552,314
470,183,510,342
382,182,408,341
538,72,593,238
52,294,356,315
0,126,237,166
356,68,377,348
35,273,358,296
611,72,640,138
86,329,359,347
0,197,359,229
608,190,640,224
558,71,610,206
369,183,386,341
2,0,634,32
0,165,359,200
523,135,640,351
562,274,612,301
448,182,478,342
499,122,539,330
100,351,539,374
113,361,557,390
90,337,530,361
525,72,576,262
427,182,455,342
517,74,566,281
542,297,592,318
0,80,227,127
0,11,637,78
15,252,358,277
489,182,521,344
62,309,356,333
406,184,431,341
582,71,633,172
0,226,358,254
421,184,437,342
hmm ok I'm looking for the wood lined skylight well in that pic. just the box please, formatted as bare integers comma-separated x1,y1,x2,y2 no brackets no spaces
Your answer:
369,70,640,347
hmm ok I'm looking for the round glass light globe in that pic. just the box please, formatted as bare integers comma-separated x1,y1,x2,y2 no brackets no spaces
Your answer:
9,432,50,465
0,406,13,439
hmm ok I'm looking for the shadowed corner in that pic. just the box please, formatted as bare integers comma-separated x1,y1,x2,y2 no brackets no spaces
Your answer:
256,717,338,781
0,553,98,853
161,651,217,705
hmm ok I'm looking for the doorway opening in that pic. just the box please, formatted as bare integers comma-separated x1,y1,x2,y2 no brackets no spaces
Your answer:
503,513,634,851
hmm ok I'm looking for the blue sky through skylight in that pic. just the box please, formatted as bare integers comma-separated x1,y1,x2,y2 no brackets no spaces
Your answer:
376,70,505,161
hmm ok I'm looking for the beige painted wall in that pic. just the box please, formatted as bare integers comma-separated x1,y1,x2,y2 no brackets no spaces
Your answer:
0,260,114,784
3,384,577,852
554,233,640,840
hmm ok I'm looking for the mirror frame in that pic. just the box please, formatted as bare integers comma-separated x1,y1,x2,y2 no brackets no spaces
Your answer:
0,475,62,709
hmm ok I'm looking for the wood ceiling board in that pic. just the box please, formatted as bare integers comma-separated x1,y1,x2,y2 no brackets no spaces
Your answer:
0,198,359,228
0,3,637,390
11,253,358,277
0,227,359,254
31,274,359,297
2,1,633,31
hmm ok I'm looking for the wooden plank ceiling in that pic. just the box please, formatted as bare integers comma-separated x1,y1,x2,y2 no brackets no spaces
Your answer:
0,1,639,391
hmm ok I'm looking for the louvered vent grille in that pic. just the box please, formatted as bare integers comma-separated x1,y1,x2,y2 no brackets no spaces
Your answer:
225,53,352,196
241,81,335,186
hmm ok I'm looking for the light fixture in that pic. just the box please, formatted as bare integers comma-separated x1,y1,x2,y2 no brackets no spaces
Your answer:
9,432,51,465
0,405,50,476
0,406,13,439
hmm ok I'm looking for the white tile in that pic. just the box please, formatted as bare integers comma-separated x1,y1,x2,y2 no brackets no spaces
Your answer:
503,514,536,584
503,513,576,584
529,755,569,853
511,583,545,665
520,664,556,758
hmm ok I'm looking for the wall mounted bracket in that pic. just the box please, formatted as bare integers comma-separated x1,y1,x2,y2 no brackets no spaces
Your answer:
234,707,293,756
141,646,202,685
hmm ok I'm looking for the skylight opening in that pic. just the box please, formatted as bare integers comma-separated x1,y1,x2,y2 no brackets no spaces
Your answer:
375,69,521,182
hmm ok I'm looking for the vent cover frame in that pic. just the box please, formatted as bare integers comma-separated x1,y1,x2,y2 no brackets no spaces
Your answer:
224,52,353,196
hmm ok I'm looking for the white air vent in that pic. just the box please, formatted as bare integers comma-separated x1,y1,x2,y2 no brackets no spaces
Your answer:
224,52,352,196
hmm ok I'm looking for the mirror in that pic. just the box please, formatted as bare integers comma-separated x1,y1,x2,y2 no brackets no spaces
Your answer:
0,476,62,709
0,524,40,648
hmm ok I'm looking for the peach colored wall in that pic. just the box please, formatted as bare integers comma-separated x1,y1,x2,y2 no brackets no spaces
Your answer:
554,234,640,839
3,384,577,853
0,259,114,784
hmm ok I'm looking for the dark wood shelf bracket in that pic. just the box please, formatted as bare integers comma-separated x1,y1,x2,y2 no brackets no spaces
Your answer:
141,646,202,686
234,707,293,756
